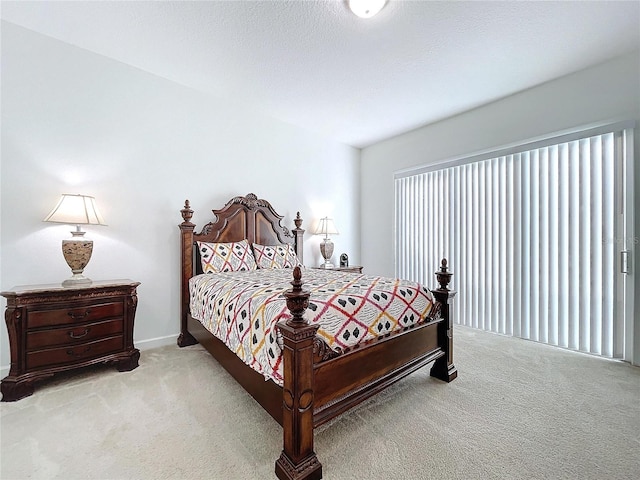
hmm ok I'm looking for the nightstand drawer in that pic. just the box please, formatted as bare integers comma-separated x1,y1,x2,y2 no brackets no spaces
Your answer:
26,318,124,350
27,301,124,328
26,335,124,370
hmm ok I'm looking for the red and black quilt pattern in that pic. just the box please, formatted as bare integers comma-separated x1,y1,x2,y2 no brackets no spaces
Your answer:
189,269,435,385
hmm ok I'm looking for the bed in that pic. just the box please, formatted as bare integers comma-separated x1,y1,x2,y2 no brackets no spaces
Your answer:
178,193,457,480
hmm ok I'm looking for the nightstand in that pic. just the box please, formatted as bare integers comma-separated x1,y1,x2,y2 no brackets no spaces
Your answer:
1,279,140,401
314,266,363,273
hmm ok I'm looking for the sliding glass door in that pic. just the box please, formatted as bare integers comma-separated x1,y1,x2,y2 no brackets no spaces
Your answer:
395,124,634,359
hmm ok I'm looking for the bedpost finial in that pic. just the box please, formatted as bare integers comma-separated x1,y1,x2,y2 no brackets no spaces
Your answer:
291,265,303,290
294,211,303,229
284,266,310,325
436,258,452,290
181,200,194,224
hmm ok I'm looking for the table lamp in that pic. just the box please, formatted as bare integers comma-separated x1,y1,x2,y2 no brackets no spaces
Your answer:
314,217,339,268
43,194,107,286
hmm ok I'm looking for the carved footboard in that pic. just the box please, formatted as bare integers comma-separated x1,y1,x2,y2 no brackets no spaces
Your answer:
275,261,456,480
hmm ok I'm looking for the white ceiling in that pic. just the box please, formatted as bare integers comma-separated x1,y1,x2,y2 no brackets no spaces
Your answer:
2,1,639,148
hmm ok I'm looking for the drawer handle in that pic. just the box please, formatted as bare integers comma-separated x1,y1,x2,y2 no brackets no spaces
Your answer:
68,328,90,339
68,309,91,320
66,346,91,357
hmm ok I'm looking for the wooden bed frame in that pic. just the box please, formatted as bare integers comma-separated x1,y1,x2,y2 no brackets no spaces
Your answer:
178,193,457,480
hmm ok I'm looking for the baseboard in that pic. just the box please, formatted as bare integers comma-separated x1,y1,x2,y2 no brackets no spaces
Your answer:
135,334,178,351
0,334,179,379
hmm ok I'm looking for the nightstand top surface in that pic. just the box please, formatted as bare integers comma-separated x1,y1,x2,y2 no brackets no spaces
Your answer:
1,279,139,297
312,266,363,273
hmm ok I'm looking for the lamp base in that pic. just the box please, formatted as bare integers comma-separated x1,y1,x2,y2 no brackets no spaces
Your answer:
62,274,93,287
61,235,94,288
319,239,335,268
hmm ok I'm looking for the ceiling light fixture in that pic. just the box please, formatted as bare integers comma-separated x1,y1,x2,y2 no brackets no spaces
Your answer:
348,0,387,19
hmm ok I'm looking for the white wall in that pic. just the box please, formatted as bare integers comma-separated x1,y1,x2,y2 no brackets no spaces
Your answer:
0,23,360,372
360,51,640,364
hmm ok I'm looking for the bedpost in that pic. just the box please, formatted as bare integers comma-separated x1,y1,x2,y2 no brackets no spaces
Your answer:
275,267,322,480
293,212,305,265
177,200,198,347
430,258,458,382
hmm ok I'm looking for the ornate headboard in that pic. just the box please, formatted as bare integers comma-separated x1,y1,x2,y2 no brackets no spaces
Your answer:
178,193,305,339
195,193,299,246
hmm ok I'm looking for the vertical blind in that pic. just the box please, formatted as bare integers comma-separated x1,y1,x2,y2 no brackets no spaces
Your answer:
395,130,625,358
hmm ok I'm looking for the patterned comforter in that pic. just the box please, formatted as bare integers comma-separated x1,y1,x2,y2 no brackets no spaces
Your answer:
189,268,435,386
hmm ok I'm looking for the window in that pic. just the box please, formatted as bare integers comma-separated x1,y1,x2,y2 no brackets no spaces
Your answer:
395,123,634,359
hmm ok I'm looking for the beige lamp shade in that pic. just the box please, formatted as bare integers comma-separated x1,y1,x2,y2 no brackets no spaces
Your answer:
44,194,106,287
43,194,107,226
313,217,339,238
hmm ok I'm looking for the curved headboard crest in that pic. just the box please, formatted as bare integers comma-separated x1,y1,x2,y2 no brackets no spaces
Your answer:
228,192,268,209
196,193,295,246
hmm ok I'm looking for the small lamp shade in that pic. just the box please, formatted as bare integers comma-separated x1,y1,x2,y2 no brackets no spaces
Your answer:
43,194,107,226
314,217,339,268
44,194,106,287
314,217,339,238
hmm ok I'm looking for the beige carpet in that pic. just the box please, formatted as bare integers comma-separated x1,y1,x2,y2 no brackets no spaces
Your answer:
1,325,639,480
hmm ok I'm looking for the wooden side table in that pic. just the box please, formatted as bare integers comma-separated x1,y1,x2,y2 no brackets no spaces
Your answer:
1,279,140,401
